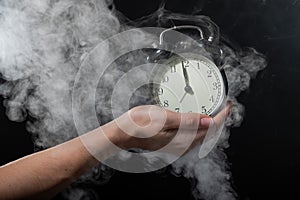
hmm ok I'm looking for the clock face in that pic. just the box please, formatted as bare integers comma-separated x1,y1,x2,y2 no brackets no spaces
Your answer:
153,55,226,116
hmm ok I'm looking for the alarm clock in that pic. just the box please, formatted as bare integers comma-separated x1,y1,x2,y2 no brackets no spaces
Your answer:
151,25,228,116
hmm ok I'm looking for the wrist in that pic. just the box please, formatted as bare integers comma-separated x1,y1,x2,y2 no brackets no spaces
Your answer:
101,120,133,150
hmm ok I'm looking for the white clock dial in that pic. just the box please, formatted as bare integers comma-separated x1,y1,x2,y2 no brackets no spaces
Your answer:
153,55,226,116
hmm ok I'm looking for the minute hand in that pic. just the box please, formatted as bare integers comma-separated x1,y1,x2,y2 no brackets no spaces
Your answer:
182,61,194,95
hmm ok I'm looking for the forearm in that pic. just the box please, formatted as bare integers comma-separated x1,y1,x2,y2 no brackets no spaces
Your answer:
0,122,124,199
0,104,219,199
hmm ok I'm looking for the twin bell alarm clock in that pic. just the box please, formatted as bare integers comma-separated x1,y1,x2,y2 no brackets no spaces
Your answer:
149,25,228,116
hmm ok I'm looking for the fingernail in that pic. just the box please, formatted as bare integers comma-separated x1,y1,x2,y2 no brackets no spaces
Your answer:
201,117,212,128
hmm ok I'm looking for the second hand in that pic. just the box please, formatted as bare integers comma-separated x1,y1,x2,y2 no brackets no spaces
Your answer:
179,92,188,103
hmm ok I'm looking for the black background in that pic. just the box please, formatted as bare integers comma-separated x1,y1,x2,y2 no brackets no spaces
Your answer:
1,0,300,199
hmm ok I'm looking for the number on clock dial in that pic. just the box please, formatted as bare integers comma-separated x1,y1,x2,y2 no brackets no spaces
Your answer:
156,58,224,115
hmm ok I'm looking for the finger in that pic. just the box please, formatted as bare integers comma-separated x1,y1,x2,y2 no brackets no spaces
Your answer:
213,102,232,130
165,110,212,130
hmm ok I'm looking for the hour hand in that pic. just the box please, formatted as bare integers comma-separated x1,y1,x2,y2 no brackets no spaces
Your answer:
182,61,194,95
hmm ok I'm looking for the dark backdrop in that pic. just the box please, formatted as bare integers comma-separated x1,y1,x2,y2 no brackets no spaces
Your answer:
1,0,299,199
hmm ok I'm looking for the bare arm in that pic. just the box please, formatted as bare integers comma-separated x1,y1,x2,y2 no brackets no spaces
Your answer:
0,128,108,199
0,105,229,199
0,120,128,200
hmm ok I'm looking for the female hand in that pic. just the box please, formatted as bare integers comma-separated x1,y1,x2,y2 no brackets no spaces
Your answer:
104,104,231,155
0,103,231,200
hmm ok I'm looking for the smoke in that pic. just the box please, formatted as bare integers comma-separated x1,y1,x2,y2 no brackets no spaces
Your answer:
171,47,267,200
0,0,267,200
0,0,121,147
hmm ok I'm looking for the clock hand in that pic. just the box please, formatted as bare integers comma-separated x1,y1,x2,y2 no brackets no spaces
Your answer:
179,92,188,103
181,61,194,95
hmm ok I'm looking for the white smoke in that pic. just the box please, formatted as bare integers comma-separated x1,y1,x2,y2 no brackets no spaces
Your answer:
0,0,267,200
0,0,120,147
171,47,267,200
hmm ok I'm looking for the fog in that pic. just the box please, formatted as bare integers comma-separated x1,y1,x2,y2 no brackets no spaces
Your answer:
0,0,266,199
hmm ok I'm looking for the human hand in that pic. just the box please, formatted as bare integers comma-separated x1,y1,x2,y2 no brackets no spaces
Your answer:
108,104,231,155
